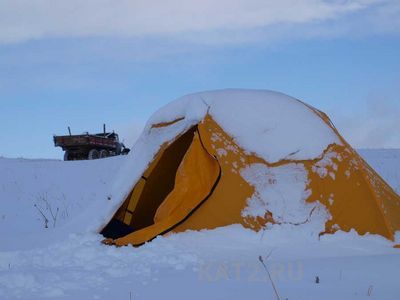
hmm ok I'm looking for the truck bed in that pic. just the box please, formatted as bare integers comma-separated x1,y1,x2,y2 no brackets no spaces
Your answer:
54,134,116,150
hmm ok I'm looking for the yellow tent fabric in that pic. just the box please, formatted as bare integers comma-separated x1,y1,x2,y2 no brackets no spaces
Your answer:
101,110,400,247
109,132,220,246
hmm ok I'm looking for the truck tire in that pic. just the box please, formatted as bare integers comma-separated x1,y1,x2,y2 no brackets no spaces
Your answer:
88,149,100,160
64,151,70,161
99,149,108,159
115,143,122,155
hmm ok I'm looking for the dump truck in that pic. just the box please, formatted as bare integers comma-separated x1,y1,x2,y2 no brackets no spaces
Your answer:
53,125,130,161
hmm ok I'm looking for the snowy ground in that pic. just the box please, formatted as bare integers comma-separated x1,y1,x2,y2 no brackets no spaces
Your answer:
0,149,399,300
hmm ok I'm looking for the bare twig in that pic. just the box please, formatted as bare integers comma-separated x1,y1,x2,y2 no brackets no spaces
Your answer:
34,192,60,228
34,204,49,228
259,252,281,300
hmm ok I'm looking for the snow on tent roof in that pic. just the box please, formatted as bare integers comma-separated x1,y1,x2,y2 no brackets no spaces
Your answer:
147,89,342,163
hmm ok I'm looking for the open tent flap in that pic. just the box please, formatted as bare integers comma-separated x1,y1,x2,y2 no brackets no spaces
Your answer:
101,127,221,246
100,126,197,239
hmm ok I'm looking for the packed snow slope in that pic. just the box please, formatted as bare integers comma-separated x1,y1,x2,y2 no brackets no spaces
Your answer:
0,156,126,250
0,150,399,300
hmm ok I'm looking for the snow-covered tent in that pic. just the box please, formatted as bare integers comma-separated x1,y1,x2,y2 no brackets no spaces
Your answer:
100,89,400,246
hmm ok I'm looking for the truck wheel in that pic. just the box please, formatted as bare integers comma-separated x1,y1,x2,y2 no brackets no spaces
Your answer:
64,151,70,161
99,149,108,159
115,143,122,155
88,149,100,160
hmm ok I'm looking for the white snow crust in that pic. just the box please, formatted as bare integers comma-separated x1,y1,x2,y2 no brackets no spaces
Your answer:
240,163,326,225
0,150,399,299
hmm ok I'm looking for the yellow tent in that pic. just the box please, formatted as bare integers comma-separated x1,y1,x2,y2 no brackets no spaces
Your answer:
100,90,400,246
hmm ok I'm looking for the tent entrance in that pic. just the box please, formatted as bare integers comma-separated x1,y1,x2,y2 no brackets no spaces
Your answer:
101,126,220,246
101,126,197,240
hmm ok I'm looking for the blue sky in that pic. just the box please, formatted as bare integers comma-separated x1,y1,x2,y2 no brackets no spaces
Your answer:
0,0,399,159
